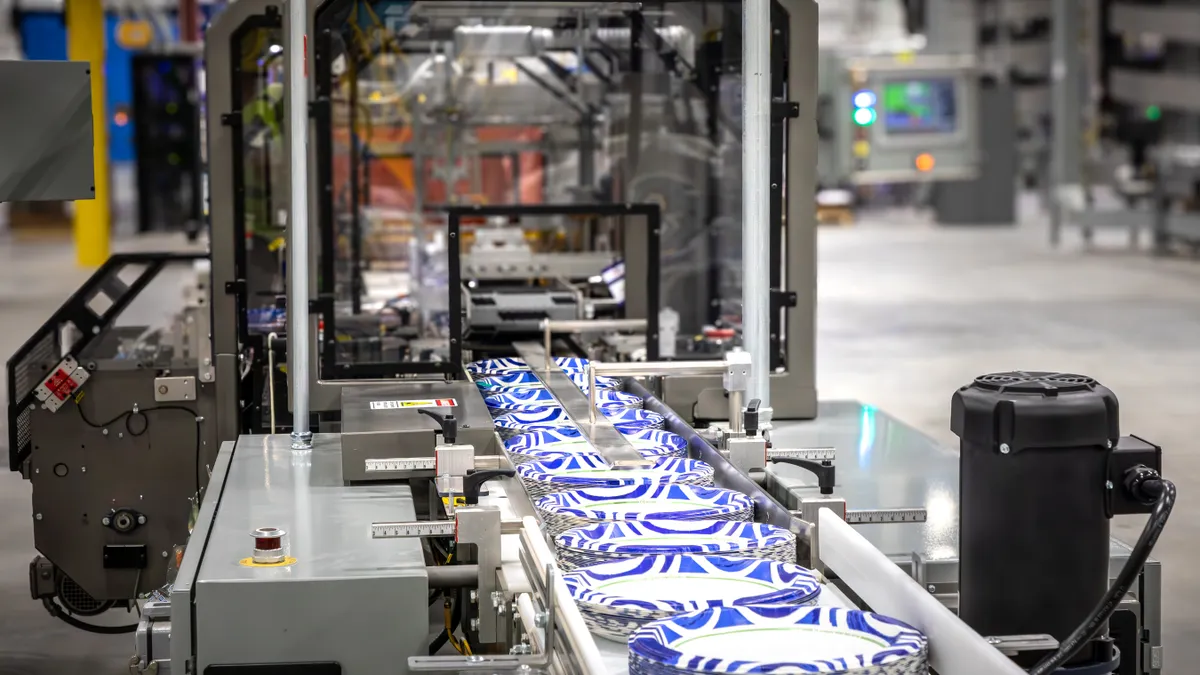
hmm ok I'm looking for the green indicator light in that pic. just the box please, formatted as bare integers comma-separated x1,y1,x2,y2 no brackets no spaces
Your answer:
853,108,877,126
1145,105,1162,121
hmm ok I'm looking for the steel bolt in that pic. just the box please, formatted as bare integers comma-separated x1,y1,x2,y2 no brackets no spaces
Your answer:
102,516,111,526
926,584,937,593
491,591,504,610
162,551,169,558
35,513,43,521
80,466,87,473
469,618,480,632
469,589,478,604
466,654,484,663
1107,440,1113,449
118,432,124,439
999,443,1011,454
534,611,548,628
34,468,39,474
1106,480,1114,490
137,515,147,525
102,429,109,436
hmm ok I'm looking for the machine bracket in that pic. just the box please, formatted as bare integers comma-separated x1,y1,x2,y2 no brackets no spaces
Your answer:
219,112,242,128
771,288,798,309
223,279,246,296
772,100,800,120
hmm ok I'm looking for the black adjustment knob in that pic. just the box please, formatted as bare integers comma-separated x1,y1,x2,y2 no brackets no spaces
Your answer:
768,457,835,495
416,408,459,444
463,469,516,505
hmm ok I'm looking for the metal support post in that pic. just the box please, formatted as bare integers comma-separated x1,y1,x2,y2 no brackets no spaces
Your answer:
743,0,772,421
1050,0,1083,246
67,0,110,267
285,0,312,449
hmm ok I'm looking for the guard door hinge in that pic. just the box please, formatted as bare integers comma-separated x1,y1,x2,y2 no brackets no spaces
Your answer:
224,279,246,297
771,288,798,309
772,100,800,120
309,98,330,121
220,112,242,128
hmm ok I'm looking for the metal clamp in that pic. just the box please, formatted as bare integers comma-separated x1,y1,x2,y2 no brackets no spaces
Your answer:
586,354,751,426
769,447,837,495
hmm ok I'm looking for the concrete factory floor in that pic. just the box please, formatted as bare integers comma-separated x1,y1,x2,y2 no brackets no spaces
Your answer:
1,216,1199,672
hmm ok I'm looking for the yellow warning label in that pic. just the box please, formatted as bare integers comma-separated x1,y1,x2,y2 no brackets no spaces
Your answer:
370,399,457,410
442,496,466,510
239,556,298,568
853,140,871,158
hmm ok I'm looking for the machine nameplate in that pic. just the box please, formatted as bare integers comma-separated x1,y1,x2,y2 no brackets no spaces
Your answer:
371,521,457,539
365,457,436,472
370,398,458,410
769,447,837,462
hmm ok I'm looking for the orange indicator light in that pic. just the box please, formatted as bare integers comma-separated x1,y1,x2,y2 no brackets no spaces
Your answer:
915,153,936,173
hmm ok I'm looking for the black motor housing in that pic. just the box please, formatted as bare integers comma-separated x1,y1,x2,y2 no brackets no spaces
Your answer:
952,372,1119,666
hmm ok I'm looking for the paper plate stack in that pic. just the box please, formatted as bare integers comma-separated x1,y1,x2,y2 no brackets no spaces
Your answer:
484,389,643,416
623,429,688,459
492,408,666,440
467,356,590,376
562,555,821,641
516,455,714,500
555,520,796,571
533,484,753,537
627,606,929,675
475,370,623,394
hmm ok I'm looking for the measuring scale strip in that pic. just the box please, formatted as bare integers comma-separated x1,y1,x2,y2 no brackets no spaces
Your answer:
364,457,436,472
371,521,457,539
769,448,837,461
844,508,928,524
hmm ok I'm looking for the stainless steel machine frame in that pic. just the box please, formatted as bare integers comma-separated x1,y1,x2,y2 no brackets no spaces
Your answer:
206,0,821,423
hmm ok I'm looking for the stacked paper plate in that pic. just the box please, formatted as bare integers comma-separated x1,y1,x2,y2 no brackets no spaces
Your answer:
493,408,666,440
627,606,929,675
563,555,821,641
534,484,753,536
484,389,643,416
623,429,688,459
466,356,590,376
555,520,796,571
516,455,714,500
475,370,623,394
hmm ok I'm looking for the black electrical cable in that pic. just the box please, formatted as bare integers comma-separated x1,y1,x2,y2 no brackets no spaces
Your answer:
1028,473,1176,675
42,598,137,635
76,399,205,496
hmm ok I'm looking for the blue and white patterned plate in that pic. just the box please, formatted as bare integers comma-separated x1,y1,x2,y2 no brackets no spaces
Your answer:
627,606,928,675
566,371,622,391
557,520,793,558
493,408,665,439
623,429,688,457
485,389,643,413
505,427,592,453
565,555,820,613
516,456,714,498
467,356,587,376
474,371,545,393
535,484,753,524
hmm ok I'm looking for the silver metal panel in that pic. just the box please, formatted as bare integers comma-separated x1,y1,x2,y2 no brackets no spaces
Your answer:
339,382,497,481
172,440,237,673
1109,69,1200,115
1109,3,1200,45
0,60,95,201
193,433,428,673
511,341,645,467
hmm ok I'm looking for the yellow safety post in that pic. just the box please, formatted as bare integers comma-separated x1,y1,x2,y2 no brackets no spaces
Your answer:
67,0,110,266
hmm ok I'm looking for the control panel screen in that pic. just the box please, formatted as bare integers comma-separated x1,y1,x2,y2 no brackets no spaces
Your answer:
882,78,958,134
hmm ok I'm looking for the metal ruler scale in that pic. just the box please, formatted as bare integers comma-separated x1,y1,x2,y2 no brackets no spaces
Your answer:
845,508,928,524
364,457,436,473
768,447,837,462
371,521,456,539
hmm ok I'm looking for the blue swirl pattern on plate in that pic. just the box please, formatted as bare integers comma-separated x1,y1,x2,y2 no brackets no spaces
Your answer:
554,520,795,570
505,427,591,452
627,606,928,675
493,408,665,439
516,456,714,499
535,484,753,524
467,356,589,376
623,429,688,457
564,555,821,613
485,389,643,413
475,371,545,393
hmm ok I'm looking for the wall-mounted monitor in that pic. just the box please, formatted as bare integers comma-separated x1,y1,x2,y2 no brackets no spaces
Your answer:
882,78,959,135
